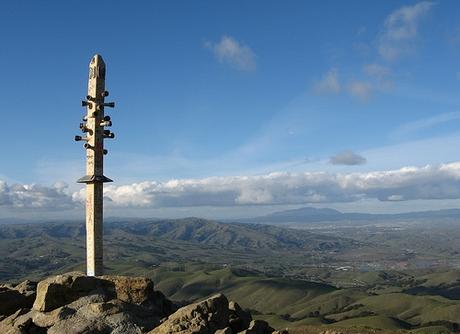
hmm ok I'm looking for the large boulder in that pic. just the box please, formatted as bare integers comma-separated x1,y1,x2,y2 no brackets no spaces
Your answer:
101,276,175,316
32,272,174,315
0,280,37,317
0,308,45,334
2,287,173,334
149,294,229,334
238,320,274,334
32,272,105,312
228,301,252,333
101,275,154,304
0,272,176,334
46,298,144,334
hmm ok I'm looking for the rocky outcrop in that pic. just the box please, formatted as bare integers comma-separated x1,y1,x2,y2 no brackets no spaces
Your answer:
239,320,274,334
149,295,273,334
0,280,36,317
32,272,171,314
149,294,229,334
0,272,280,334
1,272,174,334
228,301,252,333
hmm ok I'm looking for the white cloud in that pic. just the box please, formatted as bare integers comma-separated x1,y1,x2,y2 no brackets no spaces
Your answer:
330,150,367,166
313,69,341,94
0,181,75,209
347,81,372,101
378,1,434,60
7,162,460,209
95,162,460,206
205,35,256,71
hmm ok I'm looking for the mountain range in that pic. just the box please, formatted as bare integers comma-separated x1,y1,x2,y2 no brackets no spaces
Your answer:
237,207,460,224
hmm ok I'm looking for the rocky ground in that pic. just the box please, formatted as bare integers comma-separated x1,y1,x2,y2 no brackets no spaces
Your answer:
0,272,287,334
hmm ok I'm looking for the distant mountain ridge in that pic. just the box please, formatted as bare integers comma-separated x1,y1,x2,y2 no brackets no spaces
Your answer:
0,217,359,252
238,207,460,223
0,217,362,282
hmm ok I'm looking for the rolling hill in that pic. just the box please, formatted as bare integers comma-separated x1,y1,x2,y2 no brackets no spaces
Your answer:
149,266,460,333
1,218,460,332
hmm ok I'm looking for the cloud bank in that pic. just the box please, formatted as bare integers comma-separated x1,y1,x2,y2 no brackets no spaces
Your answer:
0,181,75,210
5,162,460,209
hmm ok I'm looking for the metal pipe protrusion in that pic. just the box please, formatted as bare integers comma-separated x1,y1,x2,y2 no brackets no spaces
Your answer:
75,135,89,142
100,121,112,127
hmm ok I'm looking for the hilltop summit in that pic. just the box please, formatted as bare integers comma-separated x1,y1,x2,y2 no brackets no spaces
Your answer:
0,272,281,334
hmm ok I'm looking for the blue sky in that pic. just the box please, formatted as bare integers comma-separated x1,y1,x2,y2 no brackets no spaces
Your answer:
1,1,460,218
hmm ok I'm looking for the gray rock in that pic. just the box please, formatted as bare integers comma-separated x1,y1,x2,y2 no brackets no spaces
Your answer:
100,275,154,304
0,272,174,333
0,308,47,334
228,301,251,333
0,289,29,318
216,327,233,334
32,272,105,312
0,272,279,334
43,297,160,334
13,280,37,298
149,293,229,334
32,306,75,328
0,280,37,317
41,292,168,333
238,320,273,334
32,271,173,315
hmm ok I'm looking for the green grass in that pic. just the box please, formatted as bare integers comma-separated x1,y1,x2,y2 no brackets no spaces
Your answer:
149,267,460,332
253,314,324,329
333,315,411,330
410,326,454,334
2,219,460,333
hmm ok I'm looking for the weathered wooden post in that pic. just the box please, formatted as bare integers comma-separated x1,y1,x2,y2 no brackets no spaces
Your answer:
75,54,115,276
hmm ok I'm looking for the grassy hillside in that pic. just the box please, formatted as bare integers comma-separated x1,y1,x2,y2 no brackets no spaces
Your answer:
1,218,460,333
150,267,460,333
0,218,362,282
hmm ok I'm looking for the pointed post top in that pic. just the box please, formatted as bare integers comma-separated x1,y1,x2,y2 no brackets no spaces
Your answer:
88,54,106,81
90,54,105,65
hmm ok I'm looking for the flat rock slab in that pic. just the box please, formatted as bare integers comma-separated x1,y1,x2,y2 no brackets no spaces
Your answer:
33,272,160,312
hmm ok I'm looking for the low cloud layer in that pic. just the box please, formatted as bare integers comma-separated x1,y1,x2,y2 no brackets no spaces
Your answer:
0,181,75,210
205,35,256,71
4,162,460,210
330,150,367,166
